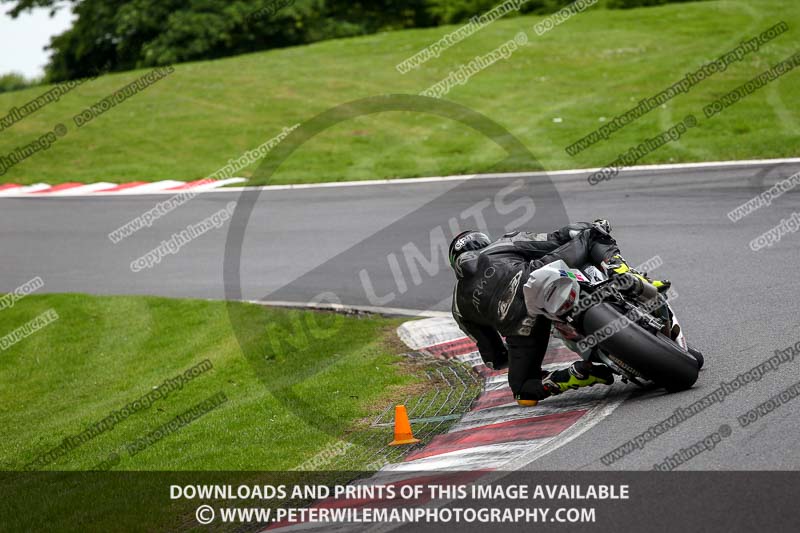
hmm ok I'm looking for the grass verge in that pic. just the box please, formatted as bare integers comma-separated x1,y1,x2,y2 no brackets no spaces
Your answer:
0,294,473,530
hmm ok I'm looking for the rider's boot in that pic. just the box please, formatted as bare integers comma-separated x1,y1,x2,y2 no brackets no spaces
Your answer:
542,361,614,395
515,371,550,407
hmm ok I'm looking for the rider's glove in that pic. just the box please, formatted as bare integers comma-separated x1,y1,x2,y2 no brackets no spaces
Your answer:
607,254,672,295
529,259,546,271
606,254,633,276
608,255,668,283
651,279,671,293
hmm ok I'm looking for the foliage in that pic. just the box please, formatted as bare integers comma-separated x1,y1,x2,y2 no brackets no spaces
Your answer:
0,72,37,93
2,0,438,81
1,0,708,81
607,0,708,7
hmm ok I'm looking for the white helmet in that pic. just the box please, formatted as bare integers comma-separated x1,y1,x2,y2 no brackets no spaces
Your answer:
523,260,581,319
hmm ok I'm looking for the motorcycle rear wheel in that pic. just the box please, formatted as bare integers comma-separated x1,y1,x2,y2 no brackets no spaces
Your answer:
582,302,699,392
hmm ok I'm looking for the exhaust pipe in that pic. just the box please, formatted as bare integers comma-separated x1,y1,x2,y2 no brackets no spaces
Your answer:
622,273,658,302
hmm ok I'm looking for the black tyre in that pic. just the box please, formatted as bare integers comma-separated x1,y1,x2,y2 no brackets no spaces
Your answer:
688,345,705,369
581,302,699,392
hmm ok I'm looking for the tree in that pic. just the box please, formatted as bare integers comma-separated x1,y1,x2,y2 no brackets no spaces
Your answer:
2,0,439,81
0,72,35,93
3,0,684,81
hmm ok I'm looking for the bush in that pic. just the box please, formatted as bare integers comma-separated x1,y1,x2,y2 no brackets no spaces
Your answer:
426,0,580,25
607,0,710,8
17,0,711,81
0,72,36,93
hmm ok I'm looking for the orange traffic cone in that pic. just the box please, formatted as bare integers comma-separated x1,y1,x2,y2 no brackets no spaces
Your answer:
388,405,420,446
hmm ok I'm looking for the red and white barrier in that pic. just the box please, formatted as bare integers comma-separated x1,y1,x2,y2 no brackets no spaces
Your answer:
0,178,247,197
265,316,626,532
390,316,622,472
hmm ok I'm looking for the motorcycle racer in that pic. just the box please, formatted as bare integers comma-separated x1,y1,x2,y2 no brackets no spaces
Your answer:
449,220,670,406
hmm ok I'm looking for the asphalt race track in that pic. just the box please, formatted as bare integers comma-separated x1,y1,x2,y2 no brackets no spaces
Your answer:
3,160,800,470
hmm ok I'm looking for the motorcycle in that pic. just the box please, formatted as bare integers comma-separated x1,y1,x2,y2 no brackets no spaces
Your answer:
523,259,702,392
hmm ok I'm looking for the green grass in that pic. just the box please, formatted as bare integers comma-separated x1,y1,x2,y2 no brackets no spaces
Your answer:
1,0,798,186
0,295,481,531
0,294,423,471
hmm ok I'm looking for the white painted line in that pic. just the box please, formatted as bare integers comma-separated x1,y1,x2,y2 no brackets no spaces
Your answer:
6,156,799,199
0,183,51,196
47,182,118,195
85,177,249,195
181,156,800,193
381,439,552,472
457,389,604,431
397,317,467,350
502,385,631,470
108,180,186,194
192,177,248,190
249,299,449,318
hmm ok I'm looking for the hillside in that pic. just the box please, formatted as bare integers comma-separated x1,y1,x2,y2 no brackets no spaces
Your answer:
0,0,798,186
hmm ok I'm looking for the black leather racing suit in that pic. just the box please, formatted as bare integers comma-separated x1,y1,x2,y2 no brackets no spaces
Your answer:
451,223,621,401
